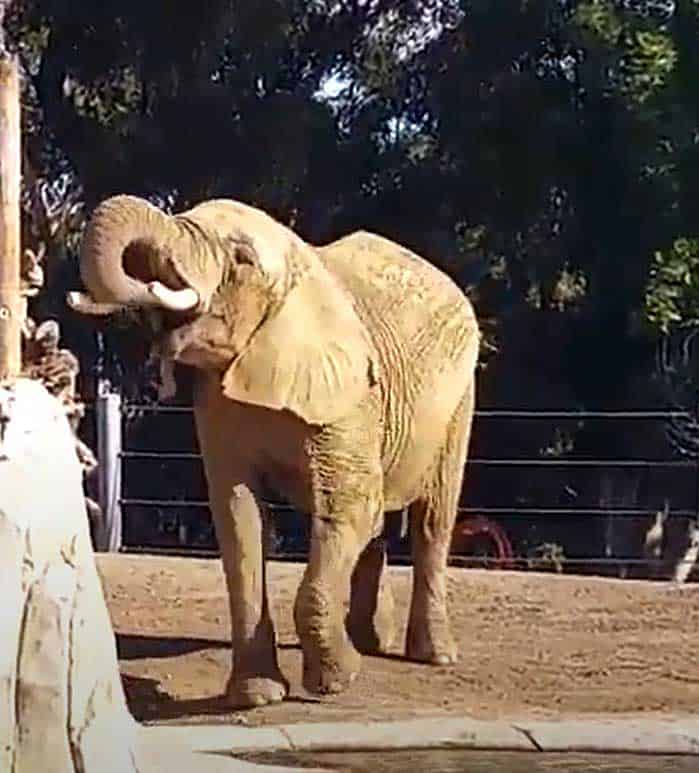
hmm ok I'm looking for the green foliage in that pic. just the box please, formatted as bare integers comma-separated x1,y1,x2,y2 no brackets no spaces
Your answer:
2,0,698,411
575,1,623,45
645,238,699,333
66,66,142,130
575,1,678,104
625,29,678,104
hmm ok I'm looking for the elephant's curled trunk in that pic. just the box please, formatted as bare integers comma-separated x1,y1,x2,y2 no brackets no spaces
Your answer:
69,195,204,315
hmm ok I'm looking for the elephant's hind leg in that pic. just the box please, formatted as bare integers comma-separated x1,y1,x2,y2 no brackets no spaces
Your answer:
347,533,396,654
406,382,474,665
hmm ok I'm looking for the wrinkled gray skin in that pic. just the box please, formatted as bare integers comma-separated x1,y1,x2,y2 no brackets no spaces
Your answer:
68,195,480,708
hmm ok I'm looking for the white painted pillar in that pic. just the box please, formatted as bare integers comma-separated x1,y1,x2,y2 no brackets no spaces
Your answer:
96,379,123,552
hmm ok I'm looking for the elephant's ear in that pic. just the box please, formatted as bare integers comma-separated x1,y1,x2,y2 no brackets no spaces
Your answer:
221,267,378,425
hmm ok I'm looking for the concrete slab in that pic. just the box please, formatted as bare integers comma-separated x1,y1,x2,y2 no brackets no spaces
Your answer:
140,715,699,759
138,727,328,771
141,723,292,754
514,718,699,755
279,716,535,752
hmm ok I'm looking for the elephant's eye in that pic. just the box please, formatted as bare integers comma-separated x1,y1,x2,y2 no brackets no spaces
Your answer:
235,241,258,267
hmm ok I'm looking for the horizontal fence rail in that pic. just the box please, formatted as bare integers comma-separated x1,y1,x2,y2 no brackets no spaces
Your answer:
89,398,699,579
118,498,699,520
120,449,695,468
120,405,695,419
120,545,699,568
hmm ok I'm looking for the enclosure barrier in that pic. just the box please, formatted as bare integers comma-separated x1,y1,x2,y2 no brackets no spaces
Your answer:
88,399,699,579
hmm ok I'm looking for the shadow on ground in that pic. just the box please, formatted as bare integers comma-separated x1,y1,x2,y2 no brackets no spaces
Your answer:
117,634,230,660
123,673,322,722
117,634,302,660
118,634,319,722
122,673,234,721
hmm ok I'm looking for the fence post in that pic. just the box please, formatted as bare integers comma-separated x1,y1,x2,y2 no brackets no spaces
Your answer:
96,379,122,552
0,51,22,383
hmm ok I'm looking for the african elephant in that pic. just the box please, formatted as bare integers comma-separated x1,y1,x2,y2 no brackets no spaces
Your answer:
67,195,480,708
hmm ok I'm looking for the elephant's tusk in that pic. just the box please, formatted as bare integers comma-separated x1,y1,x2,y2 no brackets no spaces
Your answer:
147,282,199,312
66,291,126,316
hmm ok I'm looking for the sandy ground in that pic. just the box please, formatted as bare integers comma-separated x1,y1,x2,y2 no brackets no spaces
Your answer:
98,554,699,727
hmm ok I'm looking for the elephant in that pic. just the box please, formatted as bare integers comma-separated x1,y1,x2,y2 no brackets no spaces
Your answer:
67,194,480,708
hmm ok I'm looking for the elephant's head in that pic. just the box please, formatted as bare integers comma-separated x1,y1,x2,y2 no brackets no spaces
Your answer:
68,195,378,424
67,195,233,318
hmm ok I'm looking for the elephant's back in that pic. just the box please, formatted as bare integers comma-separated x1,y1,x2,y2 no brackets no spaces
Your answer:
319,231,469,321
319,232,479,508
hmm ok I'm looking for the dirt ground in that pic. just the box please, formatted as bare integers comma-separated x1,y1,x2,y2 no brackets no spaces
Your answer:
98,554,699,727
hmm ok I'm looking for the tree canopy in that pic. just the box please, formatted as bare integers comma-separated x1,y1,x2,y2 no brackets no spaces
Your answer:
4,0,698,408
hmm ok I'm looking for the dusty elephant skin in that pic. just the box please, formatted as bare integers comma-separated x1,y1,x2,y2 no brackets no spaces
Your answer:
67,195,480,708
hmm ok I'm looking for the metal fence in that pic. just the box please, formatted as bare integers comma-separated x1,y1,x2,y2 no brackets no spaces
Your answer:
89,390,699,579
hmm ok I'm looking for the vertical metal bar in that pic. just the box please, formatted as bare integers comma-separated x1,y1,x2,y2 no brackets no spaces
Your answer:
0,53,22,382
96,379,123,552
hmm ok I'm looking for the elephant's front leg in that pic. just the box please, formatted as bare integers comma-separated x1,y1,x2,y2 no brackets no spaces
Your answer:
194,377,287,707
209,483,288,707
295,515,371,694
294,413,383,695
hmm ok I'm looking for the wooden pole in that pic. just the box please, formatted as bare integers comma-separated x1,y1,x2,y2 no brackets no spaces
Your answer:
0,51,22,382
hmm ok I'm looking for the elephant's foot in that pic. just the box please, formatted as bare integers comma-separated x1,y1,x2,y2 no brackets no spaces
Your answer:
406,618,458,665
347,593,395,654
302,641,361,695
225,674,289,708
